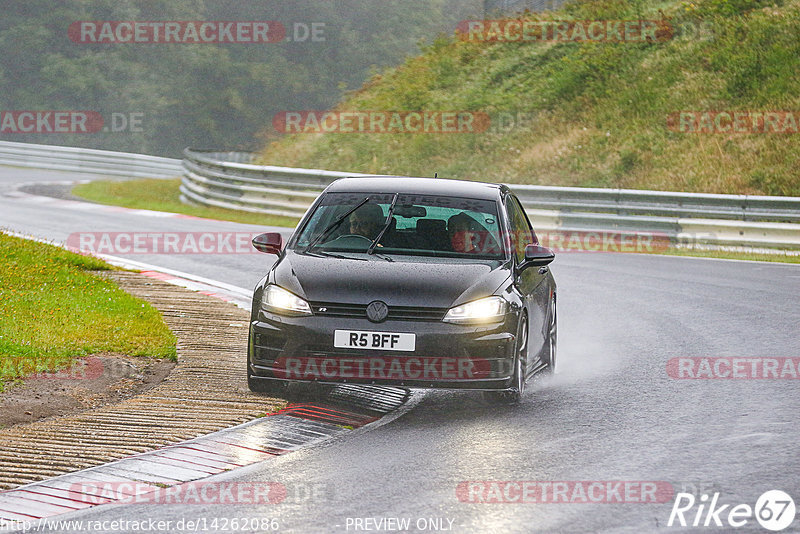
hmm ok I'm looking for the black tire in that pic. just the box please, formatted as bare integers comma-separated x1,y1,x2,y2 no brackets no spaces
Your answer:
483,316,528,405
541,294,557,377
247,365,288,395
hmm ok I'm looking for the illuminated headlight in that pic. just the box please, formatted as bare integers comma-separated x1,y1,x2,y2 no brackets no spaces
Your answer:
261,285,312,316
443,296,507,324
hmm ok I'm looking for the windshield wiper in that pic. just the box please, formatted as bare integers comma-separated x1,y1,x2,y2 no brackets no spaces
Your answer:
371,251,394,262
304,196,370,253
367,193,399,255
309,250,368,261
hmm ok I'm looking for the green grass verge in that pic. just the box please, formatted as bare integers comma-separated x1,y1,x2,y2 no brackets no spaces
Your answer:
656,247,800,263
72,178,300,228
0,233,177,392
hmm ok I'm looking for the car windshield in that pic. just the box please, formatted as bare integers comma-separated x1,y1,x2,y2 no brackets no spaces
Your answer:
293,192,505,259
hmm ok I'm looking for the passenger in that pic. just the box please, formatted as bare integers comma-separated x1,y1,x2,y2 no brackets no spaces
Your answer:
349,203,385,240
447,213,480,253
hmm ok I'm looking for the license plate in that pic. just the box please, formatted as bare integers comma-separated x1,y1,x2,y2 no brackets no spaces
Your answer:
334,330,416,352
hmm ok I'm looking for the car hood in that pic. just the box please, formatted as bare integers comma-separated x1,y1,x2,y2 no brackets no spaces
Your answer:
272,251,510,308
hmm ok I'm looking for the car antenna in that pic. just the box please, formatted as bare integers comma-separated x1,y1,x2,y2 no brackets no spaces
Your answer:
434,172,438,179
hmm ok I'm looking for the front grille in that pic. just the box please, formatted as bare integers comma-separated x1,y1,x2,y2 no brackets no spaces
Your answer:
386,306,447,321
310,303,365,318
310,302,447,322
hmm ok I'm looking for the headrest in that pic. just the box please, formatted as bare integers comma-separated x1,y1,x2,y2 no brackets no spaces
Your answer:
416,219,446,234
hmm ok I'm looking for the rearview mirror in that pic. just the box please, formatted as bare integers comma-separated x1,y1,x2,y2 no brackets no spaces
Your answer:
520,244,555,269
252,232,283,255
394,205,427,218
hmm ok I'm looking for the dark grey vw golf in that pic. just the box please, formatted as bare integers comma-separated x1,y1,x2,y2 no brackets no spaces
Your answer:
247,177,556,403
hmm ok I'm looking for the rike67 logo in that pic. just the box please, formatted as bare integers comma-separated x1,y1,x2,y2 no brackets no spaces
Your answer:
668,490,796,531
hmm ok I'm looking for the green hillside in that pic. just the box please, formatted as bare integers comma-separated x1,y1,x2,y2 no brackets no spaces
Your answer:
259,0,800,195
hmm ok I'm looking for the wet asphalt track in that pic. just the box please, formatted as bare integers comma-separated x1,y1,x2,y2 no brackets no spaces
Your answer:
2,167,799,533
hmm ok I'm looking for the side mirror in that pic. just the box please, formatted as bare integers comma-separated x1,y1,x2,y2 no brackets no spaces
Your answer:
520,244,555,270
252,232,283,255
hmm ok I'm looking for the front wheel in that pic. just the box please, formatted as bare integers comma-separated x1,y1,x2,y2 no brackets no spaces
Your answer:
483,316,528,405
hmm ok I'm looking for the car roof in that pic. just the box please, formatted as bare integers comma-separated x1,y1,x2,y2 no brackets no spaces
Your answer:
324,176,508,200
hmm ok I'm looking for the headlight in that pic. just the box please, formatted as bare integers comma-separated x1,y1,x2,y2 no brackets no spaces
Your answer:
443,296,507,324
261,285,312,316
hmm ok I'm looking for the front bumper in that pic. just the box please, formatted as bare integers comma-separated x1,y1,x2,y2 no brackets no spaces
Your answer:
248,311,519,391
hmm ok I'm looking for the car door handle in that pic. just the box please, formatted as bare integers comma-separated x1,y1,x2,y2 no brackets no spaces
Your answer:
538,266,549,275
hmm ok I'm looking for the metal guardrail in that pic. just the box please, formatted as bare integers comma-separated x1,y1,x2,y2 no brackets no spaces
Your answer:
180,149,378,219
181,148,800,249
0,140,182,178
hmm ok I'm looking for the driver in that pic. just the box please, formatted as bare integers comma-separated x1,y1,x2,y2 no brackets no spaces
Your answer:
448,212,480,253
349,203,385,239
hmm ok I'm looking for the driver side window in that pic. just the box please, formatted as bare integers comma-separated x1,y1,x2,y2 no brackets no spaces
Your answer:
507,197,535,263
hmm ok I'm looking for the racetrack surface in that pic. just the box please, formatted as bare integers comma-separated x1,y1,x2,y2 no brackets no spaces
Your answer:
2,167,799,533
0,167,291,293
